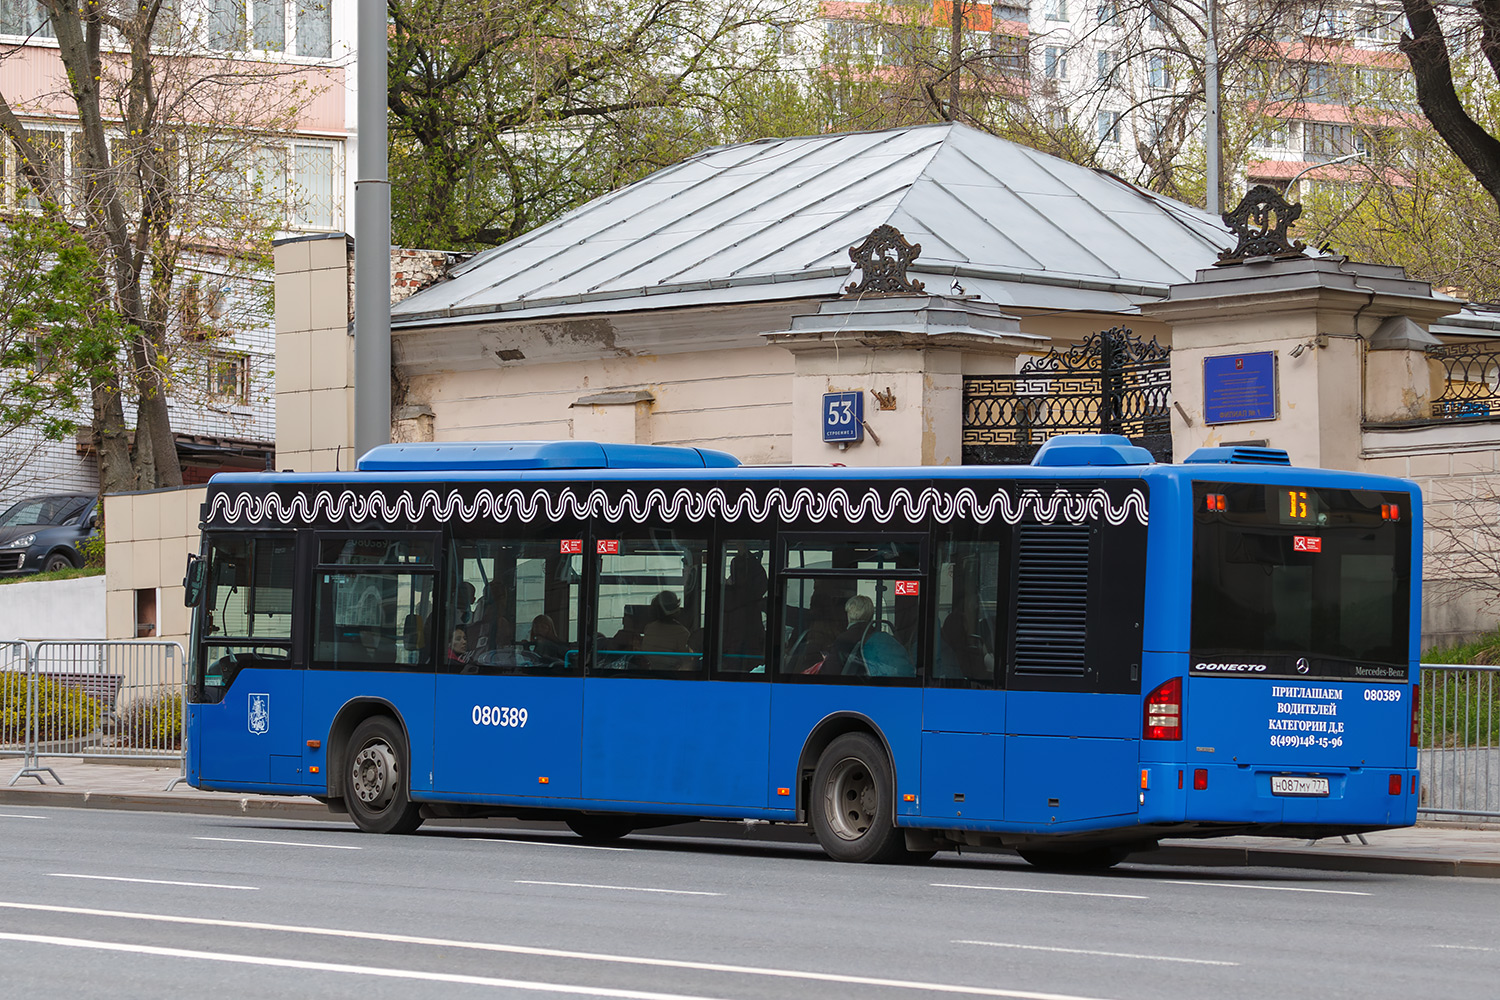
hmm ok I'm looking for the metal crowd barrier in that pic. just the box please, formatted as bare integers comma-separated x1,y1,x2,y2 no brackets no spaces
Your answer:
1418,663,1500,820
5,640,186,790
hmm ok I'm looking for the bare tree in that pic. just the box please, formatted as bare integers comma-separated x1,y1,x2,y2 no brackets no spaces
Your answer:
0,0,315,493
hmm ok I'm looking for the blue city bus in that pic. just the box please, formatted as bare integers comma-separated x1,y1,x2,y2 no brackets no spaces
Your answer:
184,435,1421,867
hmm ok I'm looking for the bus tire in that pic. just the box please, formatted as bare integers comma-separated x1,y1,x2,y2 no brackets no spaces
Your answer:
1016,845,1129,871
345,716,424,835
810,732,908,864
566,814,635,843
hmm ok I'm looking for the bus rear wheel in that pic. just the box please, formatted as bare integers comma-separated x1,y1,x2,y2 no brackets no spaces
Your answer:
566,814,635,843
1016,845,1130,871
810,732,909,864
345,716,424,834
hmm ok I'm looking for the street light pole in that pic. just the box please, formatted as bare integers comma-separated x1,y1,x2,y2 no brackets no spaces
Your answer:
1204,0,1221,216
1283,151,1366,196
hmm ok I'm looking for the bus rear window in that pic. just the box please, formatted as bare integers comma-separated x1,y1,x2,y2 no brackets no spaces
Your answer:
1191,483,1410,673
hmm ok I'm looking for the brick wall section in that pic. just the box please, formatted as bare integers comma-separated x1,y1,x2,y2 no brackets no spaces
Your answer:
390,249,451,305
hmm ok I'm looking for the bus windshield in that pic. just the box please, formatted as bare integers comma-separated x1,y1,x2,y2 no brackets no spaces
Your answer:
1191,482,1411,673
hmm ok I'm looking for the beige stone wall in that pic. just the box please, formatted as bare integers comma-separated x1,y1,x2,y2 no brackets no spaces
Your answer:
275,235,355,473
407,347,796,464
1363,424,1500,651
103,486,208,647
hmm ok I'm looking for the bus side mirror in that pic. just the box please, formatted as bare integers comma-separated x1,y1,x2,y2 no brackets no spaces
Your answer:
183,554,205,607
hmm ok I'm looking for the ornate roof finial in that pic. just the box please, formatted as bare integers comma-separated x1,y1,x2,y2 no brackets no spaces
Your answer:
1215,185,1308,265
845,224,926,295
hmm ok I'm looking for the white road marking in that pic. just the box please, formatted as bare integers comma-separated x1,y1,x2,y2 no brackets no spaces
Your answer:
49,874,258,891
956,940,1238,967
515,881,722,897
470,836,631,852
0,813,47,820
194,836,361,851
0,901,1127,1000
1171,880,1371,896
934,882,1149,901
0,932,733,1000
1433,944,1493,952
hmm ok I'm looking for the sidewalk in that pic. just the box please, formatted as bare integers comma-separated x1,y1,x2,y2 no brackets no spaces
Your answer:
3,757,1498,878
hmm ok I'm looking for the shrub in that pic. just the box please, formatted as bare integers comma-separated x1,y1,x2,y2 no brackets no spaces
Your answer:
115,688,182,749
0,671,101,743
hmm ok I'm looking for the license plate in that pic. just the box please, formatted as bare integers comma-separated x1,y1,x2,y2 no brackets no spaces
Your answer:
1271,775,1329,797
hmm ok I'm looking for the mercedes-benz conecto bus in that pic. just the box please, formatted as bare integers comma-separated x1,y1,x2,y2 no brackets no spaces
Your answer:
184,435,1419,868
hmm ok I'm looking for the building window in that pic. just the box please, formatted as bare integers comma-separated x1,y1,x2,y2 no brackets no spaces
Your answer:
204,0,331,57
990,34,1028,74
1302,5,1348,37
994,2,1029,22
1354,5,1399,41
0,0,53,37
1097,49,1115,85
1252,121,1290,149
291,142,340,229
1148,55,1172,89
208,351,250,403
1044,0,1067,20
1147,2,1167,31
1304,121,1358,158
1097,110,1122,144
1095,0,1118,23
1044,46,1067,79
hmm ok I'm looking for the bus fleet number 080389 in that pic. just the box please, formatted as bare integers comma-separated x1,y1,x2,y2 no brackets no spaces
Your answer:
473,705,528,727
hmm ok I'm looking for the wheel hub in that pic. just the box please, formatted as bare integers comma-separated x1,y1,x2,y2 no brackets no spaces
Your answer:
824,757,877,841
352,741,398,807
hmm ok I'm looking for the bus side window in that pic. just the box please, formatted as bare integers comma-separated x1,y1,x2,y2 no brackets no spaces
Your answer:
452,537,581,674
933,540,1000,685
311,536,437,671
594,530,707,676
716,541,770,675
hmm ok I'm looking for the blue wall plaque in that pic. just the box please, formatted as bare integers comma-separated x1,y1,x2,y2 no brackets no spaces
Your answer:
1204,352,1278,425
822,391,864,443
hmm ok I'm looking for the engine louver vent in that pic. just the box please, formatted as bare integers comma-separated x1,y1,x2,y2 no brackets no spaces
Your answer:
1013,524,1090,676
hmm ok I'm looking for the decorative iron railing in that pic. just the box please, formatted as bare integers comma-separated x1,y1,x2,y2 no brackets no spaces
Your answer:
1429,341,1500,420
962,327,1171,465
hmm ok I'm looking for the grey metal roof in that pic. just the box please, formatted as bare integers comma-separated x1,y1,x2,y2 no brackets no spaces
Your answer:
391,123,1233,327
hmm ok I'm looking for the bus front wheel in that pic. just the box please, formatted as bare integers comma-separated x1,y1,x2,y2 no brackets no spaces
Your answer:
810,733,908,863
345,716,424,835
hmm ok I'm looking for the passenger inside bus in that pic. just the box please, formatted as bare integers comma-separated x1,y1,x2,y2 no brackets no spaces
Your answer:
528,615,568,666
833,595,913,677
642,590,696,670
446,627,472,672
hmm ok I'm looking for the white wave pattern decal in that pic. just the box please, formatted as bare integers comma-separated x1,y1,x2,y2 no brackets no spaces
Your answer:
207,485,1148,528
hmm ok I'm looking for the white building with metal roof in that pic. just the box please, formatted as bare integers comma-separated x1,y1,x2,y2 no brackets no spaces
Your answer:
381,122,1232,467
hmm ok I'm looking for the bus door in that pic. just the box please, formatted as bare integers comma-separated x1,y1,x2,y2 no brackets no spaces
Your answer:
921,535,1006,823
770,534,925,821
1002,510,1148,827
433,534,585,800
304,533,441,795
193,534,303,788
582,528,771,811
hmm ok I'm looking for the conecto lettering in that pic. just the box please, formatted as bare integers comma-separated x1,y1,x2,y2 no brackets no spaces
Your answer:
1195,662,1268,673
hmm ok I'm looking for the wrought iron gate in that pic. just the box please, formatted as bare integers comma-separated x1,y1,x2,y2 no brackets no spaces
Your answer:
962,327,1172,465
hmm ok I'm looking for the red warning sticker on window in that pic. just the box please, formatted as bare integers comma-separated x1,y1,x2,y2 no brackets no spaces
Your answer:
1293,536,1322,553
597,539,620,555
895,580,920,597
560,539,583,555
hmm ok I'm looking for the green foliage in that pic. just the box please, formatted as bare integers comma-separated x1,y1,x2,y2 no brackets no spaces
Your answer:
0,565,103,586
0,671,101,743
0,212,131,446
114,689,182,750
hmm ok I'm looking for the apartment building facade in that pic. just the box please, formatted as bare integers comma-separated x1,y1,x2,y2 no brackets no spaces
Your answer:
0,0,357,506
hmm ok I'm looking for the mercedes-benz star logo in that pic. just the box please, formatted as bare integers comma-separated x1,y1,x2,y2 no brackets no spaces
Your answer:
1296,657,1310,674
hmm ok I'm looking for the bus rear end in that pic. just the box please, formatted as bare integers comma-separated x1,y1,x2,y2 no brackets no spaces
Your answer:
1155,475,1419,835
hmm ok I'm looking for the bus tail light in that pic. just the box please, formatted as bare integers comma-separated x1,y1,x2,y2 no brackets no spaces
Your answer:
1144,677,1182,740
1193,769,1207,790
1410,684,1421,747
1388,774,1402,795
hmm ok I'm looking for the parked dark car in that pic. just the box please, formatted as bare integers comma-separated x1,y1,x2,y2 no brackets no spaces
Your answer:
0,494,98,575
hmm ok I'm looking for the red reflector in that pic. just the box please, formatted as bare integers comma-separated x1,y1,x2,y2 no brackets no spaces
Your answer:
1144,677,1183,740
1411,684,1421,747
1389,774,1403,795
1178,770,1184,789
1193,769,1207,790
1410,774,1418,795
1206,493,1226,511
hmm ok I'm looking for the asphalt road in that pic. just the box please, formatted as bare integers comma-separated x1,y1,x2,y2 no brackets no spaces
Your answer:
1,807,1496,1000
